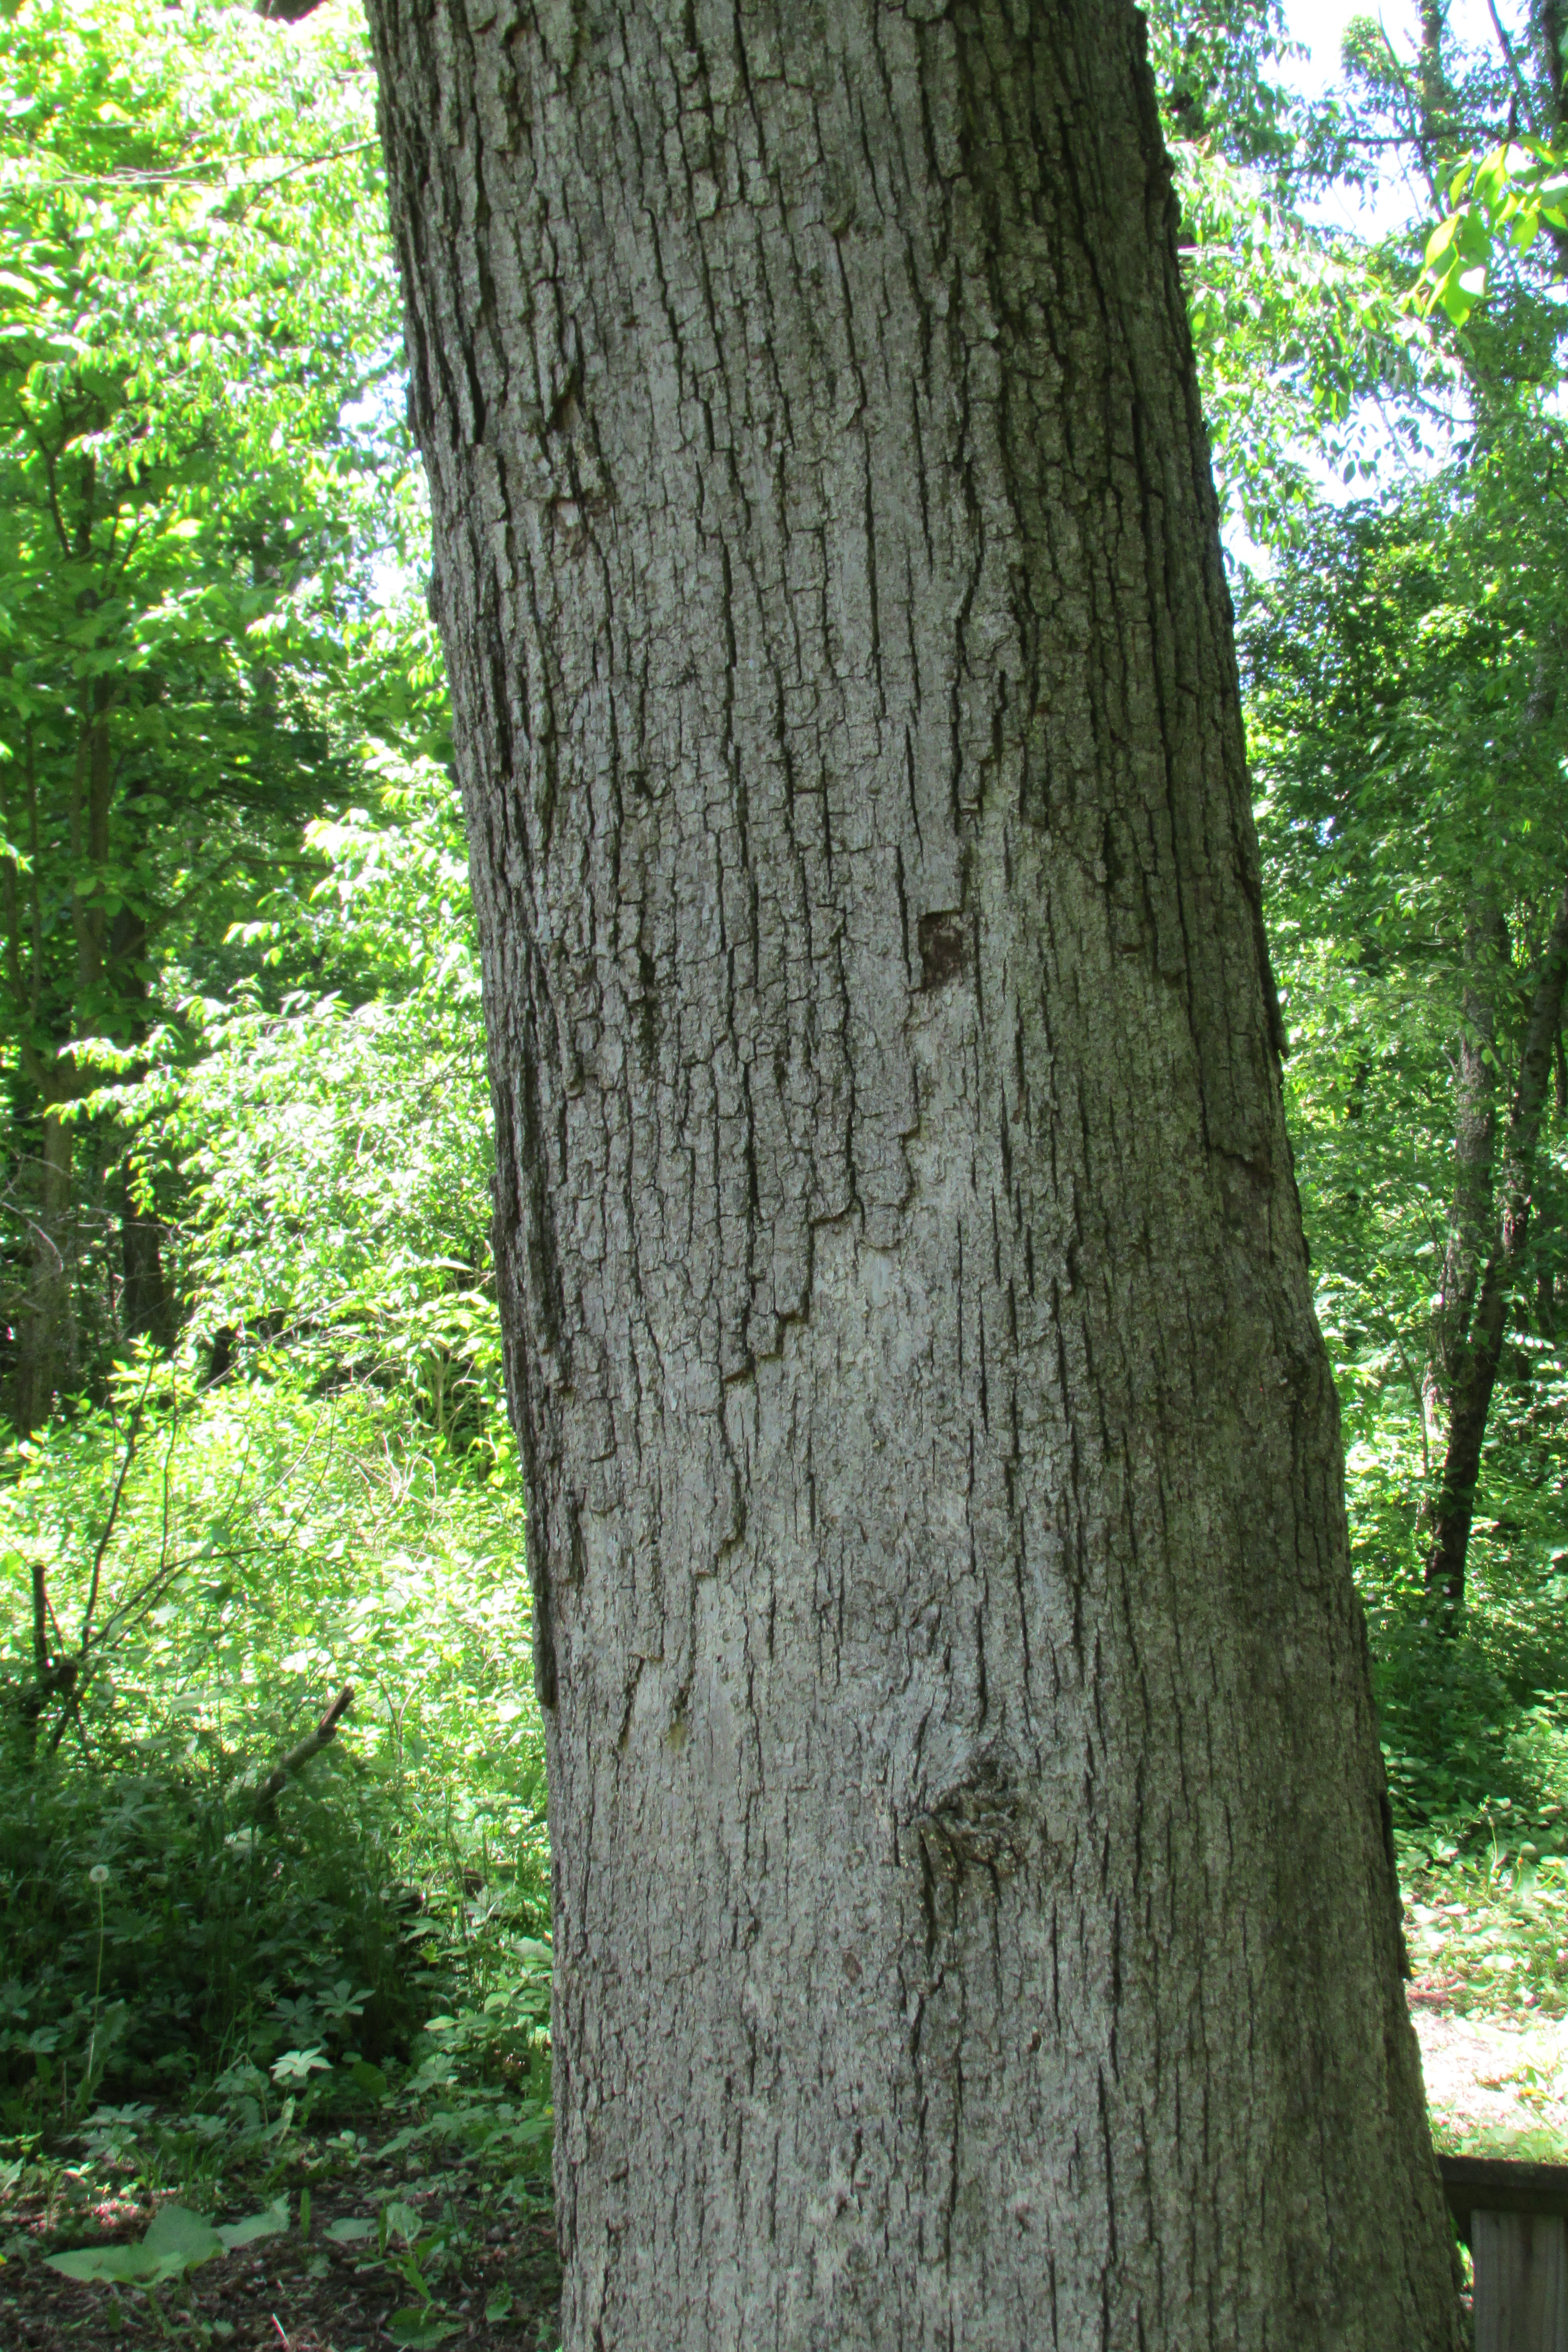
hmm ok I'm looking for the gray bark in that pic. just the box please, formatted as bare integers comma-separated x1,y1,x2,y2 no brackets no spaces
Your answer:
365,3,1462,2344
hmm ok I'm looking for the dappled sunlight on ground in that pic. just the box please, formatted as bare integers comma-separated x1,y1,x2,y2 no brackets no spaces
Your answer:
1413,1999,1568,2154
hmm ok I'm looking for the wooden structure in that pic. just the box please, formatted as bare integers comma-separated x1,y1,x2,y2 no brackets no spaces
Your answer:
1440,2157,1568,2352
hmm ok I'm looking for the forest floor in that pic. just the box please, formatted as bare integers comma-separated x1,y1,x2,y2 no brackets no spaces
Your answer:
4,1887,1564,2350
1403,1847,1568,2160
0,2138,562,2351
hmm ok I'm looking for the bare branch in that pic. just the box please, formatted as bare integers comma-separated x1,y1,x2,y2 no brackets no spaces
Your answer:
253,1685,356,1819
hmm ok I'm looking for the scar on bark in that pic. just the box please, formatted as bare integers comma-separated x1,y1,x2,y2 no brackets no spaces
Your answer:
914,1757,1034,1881
919,910,969,990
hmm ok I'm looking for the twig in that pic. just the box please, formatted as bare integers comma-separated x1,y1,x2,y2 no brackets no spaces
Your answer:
1484,0,1542,137
233,139,379,205
39,136,378,197
44,1667,94,1761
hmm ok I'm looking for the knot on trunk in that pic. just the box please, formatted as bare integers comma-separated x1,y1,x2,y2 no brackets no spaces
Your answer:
917,910,969,991
914,1756,1033,1881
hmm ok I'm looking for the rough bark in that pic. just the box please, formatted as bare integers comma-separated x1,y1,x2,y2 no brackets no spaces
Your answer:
366,4,1461,2344
1425,874,1568,1621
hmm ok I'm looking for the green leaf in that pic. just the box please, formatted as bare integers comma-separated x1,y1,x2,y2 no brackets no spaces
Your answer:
215,2202,289,2253
46,2243,162,2285
325,2216,375,2245
271,2045,330,2086
144,2206,224,2264
387,2314,458,2349
47,2204,224,2289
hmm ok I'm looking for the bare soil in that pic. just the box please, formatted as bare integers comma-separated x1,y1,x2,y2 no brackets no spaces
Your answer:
1410,1992,1568,2150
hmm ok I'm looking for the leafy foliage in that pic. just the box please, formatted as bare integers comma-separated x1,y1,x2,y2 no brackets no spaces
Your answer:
0,745,540,2119
1175,139,1450,544
131,750,504,1455
1418,140,1568,328
1144,0,1300,164
0,0,417,1420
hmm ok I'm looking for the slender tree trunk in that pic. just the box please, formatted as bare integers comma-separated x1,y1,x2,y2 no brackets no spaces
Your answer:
109,907,176,1355
10,680,115,1426
67,663,114,998
1542,1029,1568,1335
367,5,1461,2343
1417,1,1453,186
15,1102,75,1434
1422,899,1507,1445
119,1161,175,1351
1537,0,1567,124
1425,874,1568,1620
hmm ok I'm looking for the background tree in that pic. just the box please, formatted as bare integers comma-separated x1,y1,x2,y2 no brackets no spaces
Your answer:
0,0,406,1425
1326,3,1568,1617
1147,3,1568,1812
365,1,1461,2342
1244,455,1568,1622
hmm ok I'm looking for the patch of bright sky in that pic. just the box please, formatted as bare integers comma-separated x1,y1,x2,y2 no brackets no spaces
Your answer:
1280,0,1502,232
1219,0,1503,564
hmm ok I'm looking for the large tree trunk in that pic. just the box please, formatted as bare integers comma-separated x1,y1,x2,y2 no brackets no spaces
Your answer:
366,4,1460,2343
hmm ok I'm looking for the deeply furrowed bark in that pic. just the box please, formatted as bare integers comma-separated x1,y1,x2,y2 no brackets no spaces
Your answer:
365,3,1462,2343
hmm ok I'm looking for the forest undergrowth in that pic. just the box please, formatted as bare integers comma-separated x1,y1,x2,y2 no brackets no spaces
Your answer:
0,1352,562,2349
0,719,568,2339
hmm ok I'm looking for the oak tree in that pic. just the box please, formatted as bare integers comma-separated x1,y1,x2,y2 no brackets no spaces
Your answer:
363,3,1462,2343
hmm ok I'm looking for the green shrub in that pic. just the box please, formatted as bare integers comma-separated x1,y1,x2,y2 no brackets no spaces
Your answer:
1,1749,409,2120
0,1356,547,2135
